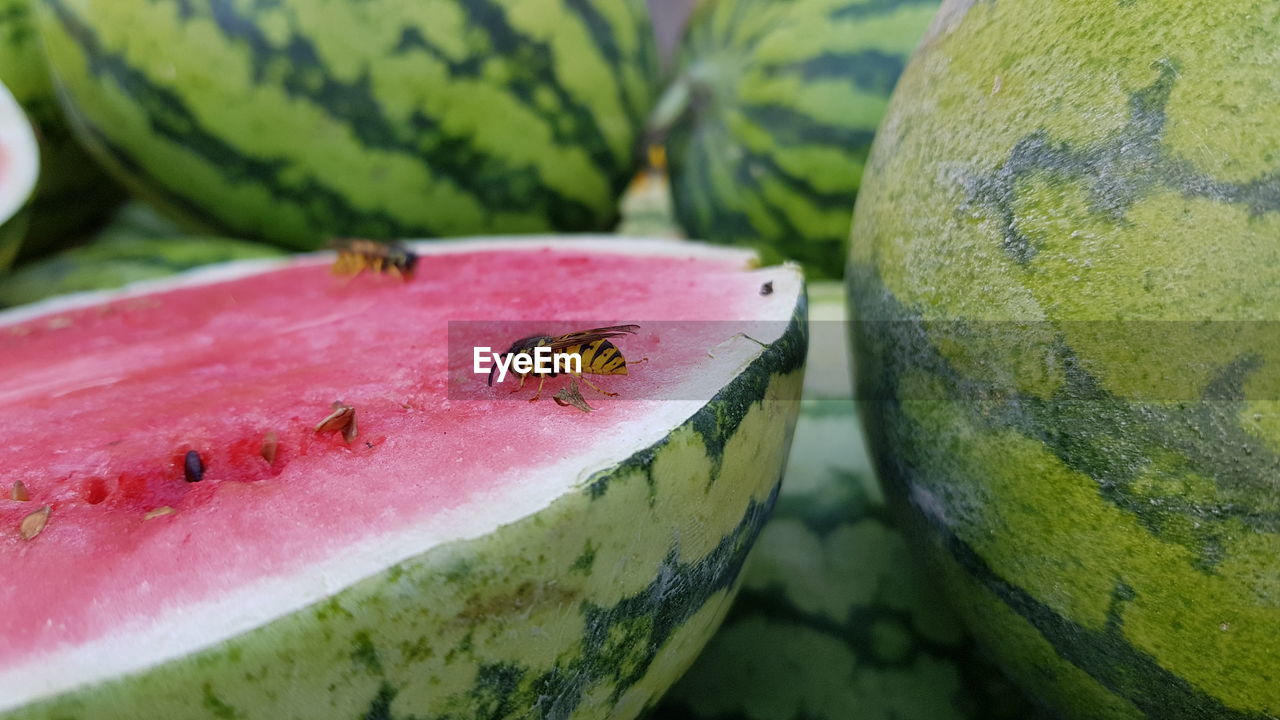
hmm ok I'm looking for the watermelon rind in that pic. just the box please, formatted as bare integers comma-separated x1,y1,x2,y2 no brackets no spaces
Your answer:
659,0,938,279
31,0,661,247
0,0,123,257
849,0,1280,717
0,237,807,720
0,76,39,271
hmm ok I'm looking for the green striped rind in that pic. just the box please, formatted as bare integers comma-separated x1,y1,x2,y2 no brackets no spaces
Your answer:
848,1,1280,718
661,0,937,279
652,283,1038,720
0,0,122,257
4,271,807,720
32,0,659,247
0,233,285,307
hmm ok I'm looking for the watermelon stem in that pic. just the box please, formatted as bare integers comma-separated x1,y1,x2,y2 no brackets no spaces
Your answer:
645,74,693,144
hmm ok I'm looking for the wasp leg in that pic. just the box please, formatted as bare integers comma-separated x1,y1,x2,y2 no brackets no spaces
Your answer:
528,376,546,402
578,375,618,397
509,373,527,394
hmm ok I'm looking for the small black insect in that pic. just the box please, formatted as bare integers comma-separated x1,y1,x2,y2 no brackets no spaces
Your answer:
760,281,774,296
183,450,204,483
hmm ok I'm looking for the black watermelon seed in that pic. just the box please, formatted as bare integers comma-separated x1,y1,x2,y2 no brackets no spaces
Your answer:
183,450,204,483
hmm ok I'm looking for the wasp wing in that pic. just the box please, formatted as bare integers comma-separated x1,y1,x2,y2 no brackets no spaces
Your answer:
546,325,640,351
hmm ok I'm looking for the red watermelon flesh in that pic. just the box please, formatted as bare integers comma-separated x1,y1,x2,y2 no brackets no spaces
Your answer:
0,239,801,703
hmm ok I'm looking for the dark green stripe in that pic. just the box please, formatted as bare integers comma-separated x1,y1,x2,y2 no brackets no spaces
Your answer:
740,103,878,150
669,126,851,271
77,110,413,244
735,146,859,208
671,129,796,242
717,0,777,60
933,518,1266,720
770,48,906,96
563,0,645,152
47,0,617,238
206,0,615,225
45,0,440,240
970,61,1280,263
451,0,627,174
850,267,1280,559
829,0,942,21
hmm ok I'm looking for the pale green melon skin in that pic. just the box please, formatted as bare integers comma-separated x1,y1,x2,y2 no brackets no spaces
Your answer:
849,0,1280,718
652,284,1039,720
3,273,807,720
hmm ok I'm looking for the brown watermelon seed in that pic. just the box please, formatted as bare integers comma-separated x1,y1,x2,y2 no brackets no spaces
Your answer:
10,481,29,502
183,450,204,483
145,506,176,520
261,431,279,464
315,403,357,443
20,505,51,540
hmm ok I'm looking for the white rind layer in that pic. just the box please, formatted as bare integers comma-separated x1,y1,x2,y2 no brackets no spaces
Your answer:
0,237,802,711
0,81,39,227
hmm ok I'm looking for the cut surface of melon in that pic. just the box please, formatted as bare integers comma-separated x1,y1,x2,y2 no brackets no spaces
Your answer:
0,237,802,709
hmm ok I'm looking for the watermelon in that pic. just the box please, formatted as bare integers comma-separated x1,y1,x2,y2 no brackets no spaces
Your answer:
848,0,1280,717
31,0,660,247
655,0,938,279
651,283,1039,720
0,0,122,257
0,77,39,270
80,201,184,244
0,233,286,307
0,237,806,719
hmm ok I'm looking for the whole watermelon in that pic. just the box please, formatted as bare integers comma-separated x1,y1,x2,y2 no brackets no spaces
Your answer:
651,283,1040,720
658,0,938,279
848,1,1280,718
32,0,659,247
0,0,122,256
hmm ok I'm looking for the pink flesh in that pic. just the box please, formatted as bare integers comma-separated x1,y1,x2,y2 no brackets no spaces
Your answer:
0,247,776,667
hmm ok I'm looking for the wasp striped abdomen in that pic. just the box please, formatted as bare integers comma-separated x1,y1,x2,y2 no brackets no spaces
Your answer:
571,339,629,377
489,325,640,402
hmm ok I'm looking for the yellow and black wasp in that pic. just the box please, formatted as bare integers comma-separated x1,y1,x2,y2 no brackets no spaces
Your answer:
330,238,418,280
488,325,642,402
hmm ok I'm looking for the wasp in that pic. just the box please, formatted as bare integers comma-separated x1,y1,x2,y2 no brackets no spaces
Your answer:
330,238,418,280
488,325,641,402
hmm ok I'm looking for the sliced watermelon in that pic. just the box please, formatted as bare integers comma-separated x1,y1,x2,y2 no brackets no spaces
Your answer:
0,79,39,271
0,238,807,720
